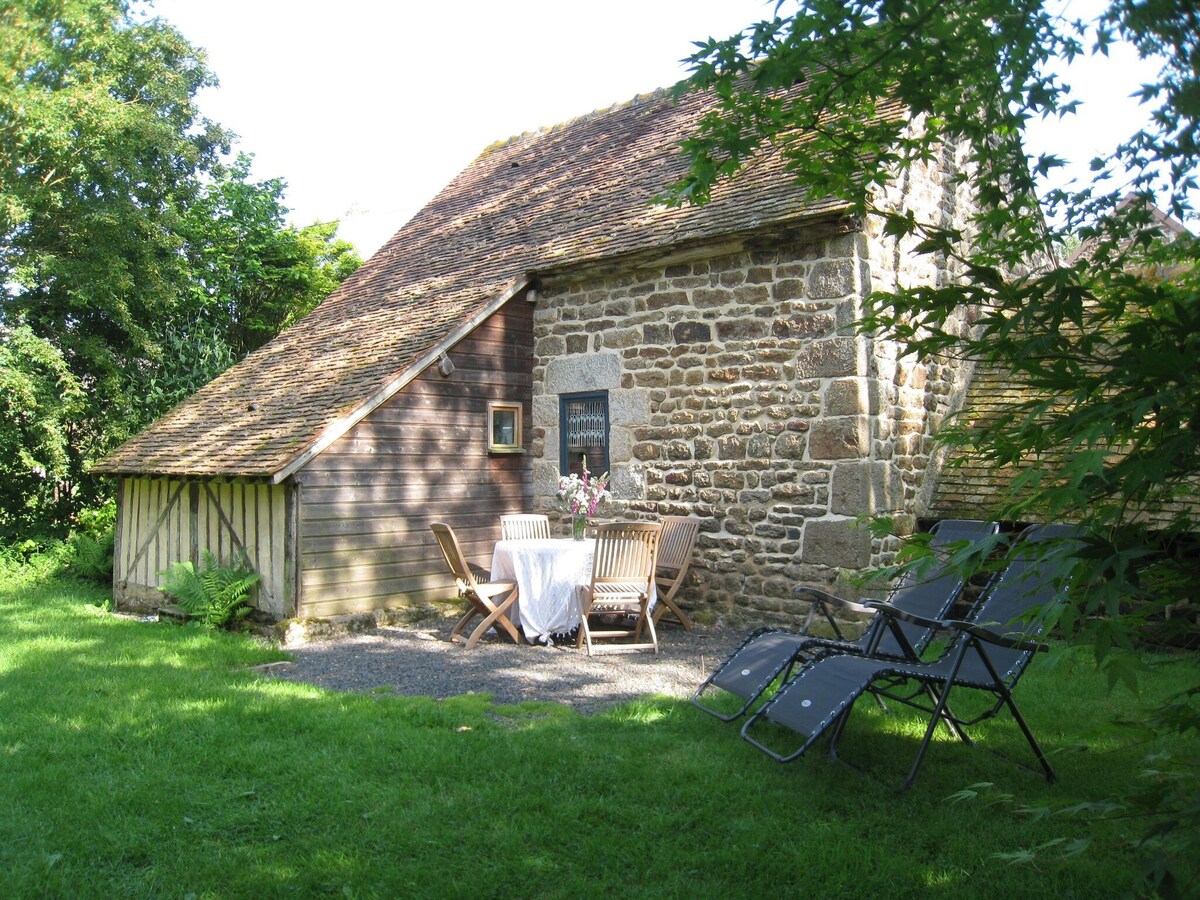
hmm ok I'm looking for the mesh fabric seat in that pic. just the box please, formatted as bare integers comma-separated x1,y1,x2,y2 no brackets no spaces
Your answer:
740,524,1082,788
651,515,701,630
692,519,1000,721
576,522,661,655
500,514,551,541
430,522,522,650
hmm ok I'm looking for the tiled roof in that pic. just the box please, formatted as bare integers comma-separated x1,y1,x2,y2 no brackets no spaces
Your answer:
98,87,891,479
930,201,1197,525
924,361,1048,521
927,361,1199,527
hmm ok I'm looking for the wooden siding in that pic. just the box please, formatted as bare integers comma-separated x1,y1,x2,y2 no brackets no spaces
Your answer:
296,298,535,618
113,477,291,617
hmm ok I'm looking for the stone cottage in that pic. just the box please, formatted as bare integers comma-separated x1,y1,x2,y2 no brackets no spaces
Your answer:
95,85,979,625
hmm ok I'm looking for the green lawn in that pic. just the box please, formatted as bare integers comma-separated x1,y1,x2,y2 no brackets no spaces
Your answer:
1,561,1194,898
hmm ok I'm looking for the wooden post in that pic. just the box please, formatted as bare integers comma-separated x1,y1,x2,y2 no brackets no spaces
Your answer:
111,477,126,608
284,479,301,618
189,482,200,568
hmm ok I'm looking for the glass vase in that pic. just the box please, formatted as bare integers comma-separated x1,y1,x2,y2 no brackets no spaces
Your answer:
572,514,588,541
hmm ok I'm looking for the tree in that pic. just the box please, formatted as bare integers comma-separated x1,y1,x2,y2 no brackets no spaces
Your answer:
0,1,362,530
675,1,1197,892
177,154,362,362
0,0,229,373
0,321,84,541
126,156,362,426
0,0,229,520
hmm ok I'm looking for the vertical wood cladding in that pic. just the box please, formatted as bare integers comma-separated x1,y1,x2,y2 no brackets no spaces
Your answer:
296,299,535,618
112,476,289,616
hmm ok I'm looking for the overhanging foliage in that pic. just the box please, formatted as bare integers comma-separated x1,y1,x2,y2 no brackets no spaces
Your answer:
675,1,1198,892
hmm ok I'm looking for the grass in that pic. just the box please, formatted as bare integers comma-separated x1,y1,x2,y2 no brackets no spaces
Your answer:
1,559,1196,898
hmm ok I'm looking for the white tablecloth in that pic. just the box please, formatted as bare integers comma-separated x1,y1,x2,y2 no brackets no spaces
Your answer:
490,538,595,641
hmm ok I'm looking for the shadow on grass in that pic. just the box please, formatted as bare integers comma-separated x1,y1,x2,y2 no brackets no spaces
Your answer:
0,578,1193,897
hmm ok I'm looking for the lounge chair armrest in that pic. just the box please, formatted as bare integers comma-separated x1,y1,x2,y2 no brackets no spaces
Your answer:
944,619,1047,652
794,587,874,616
861,601,948,631
794,586,874,640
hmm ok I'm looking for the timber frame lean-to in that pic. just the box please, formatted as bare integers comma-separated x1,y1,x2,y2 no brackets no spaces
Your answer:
113,478,296,617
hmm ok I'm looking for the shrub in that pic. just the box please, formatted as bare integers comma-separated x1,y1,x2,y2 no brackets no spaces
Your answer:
159,550,260,629
73,500,117,539
66,529,115,583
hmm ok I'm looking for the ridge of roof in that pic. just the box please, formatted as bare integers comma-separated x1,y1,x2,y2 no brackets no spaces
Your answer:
1066,194,1191,266
478,87,676,158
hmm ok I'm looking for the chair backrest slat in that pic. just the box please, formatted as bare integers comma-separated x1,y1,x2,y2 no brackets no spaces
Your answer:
430,522,476,591
590,522,660,588
500,514,551,541
657,516,699,571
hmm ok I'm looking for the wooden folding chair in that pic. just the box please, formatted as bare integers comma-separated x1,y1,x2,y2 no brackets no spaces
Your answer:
651,515,700,631
430,522,522,649
576,522,661,655
499,514,551,541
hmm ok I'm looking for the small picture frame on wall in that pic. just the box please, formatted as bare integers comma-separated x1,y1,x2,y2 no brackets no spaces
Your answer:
487,401,523,453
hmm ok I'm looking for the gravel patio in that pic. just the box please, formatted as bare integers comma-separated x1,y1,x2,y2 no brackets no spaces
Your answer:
265,616,747,715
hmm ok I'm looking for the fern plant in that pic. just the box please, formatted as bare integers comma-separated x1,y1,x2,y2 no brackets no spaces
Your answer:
66,529,115,583
159,550,260,629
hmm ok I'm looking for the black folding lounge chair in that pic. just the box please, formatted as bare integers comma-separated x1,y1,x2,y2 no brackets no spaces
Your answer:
691,519,1000,721
740,524,1082,789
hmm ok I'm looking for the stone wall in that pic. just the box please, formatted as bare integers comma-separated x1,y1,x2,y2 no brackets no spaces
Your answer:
529,155,977,628
864,140,980,520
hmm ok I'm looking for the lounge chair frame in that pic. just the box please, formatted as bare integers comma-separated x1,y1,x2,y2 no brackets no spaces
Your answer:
739,524,1081,789
692,519,1000,721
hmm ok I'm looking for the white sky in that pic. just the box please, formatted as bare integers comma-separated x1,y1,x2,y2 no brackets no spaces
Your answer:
148,0,777,256
148,0,1164,258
